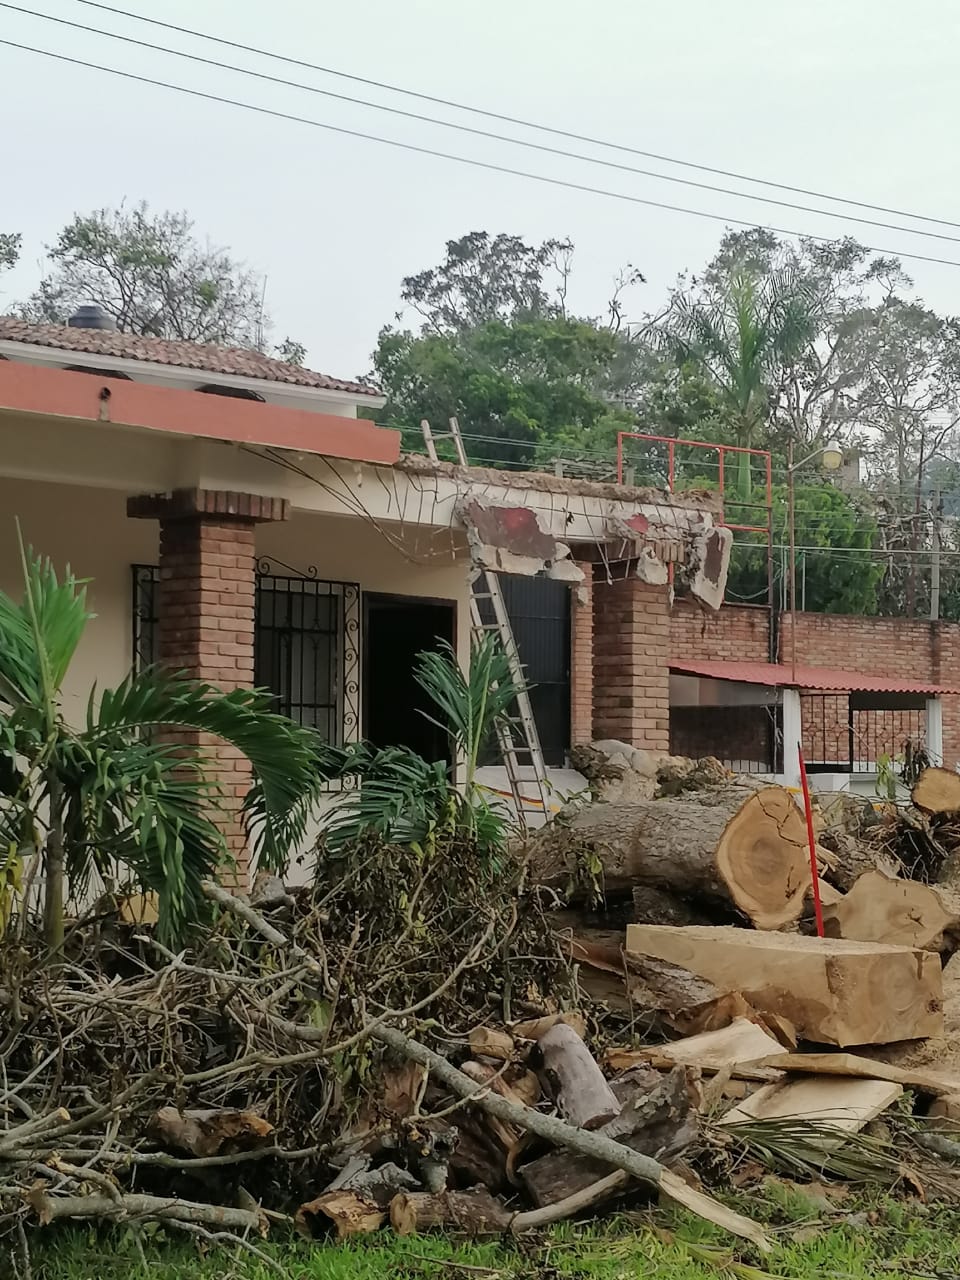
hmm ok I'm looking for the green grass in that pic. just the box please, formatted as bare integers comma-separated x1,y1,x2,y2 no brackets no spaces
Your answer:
20,1190,960,1280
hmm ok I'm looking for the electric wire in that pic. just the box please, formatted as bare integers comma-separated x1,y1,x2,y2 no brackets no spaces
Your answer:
69,0,960,233
4,2,960,247
5,36,960,270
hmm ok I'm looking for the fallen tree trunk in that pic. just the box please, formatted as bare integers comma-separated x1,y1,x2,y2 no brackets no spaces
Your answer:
372,1023,771,1251
626,924,944,1047
528,786,811,930
564,932,754,1036
913,767,960,815
822,870,960,952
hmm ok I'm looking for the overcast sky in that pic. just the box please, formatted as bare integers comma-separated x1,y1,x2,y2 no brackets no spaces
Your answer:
3,0,960,381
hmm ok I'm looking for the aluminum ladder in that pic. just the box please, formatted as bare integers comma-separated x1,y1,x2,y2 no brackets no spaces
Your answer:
420,417,553,827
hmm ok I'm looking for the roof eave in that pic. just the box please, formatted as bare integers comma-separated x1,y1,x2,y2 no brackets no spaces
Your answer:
0,339,385,406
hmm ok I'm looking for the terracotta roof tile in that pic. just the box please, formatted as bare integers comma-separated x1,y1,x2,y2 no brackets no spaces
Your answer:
0,317,380,397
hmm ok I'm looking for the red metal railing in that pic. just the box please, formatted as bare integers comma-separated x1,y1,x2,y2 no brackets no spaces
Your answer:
615,431,775,617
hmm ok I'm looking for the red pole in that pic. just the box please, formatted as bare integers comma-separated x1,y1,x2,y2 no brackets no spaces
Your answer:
798,743,824,937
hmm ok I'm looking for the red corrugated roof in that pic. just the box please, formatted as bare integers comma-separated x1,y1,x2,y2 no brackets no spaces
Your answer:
670,658,960,695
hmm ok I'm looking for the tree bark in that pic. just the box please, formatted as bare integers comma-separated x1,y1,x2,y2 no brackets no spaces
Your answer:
527,786,811,930
390,1186,513,1235
371,1024,771,1251
520,1066,698,1208
536,1022,621,1130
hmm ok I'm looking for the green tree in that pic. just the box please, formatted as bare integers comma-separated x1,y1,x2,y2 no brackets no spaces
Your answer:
0,539,337,948
660,268,821,495
18,203,274,347
0,232,19,275
399,230,574,334
727,480,882,615
373,231,644,469
374,315,622,469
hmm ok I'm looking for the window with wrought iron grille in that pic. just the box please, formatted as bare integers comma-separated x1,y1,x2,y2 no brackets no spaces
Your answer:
132,563,360,744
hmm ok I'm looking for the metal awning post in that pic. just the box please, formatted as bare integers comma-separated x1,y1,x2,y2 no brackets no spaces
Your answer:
782,687,803,790
927,697,944,767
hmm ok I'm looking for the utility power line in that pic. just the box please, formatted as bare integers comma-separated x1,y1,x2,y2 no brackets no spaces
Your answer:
5,37,960,272
68,0,960,234
5,3,960,248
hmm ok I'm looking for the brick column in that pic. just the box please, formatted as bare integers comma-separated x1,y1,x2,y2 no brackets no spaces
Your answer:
592,574,670,751
128,489,289,885
570,565,594,746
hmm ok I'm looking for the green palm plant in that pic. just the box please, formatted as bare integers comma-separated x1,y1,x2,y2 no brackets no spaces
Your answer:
665,269,820,496
0,536,343,948
322,633,522,858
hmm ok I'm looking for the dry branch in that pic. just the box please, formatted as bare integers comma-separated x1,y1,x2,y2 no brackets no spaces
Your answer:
371,1023,771,1251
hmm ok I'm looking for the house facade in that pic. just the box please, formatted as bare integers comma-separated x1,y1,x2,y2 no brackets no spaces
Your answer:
0,313,731,879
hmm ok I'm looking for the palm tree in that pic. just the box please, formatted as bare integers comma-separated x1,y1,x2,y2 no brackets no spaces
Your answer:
0,537,341,948
665,269,820,496
321,633,522,860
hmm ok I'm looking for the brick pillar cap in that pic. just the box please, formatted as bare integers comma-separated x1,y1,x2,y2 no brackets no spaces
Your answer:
128,488,289,523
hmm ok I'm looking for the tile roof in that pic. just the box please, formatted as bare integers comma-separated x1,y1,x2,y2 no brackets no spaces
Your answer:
670,658,960,695
0,317,380,397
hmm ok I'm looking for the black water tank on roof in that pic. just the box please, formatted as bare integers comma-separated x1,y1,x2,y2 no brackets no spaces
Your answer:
67,304,117,331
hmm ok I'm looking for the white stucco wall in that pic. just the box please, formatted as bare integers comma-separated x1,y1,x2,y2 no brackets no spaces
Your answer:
0,476,472,727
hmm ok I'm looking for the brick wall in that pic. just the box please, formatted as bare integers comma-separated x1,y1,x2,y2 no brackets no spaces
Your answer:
593,576,670,751
669,603,960,768
670,600,770,663
570,565,594,745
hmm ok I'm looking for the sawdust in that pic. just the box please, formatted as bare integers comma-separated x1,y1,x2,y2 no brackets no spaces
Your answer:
872,952,960,1075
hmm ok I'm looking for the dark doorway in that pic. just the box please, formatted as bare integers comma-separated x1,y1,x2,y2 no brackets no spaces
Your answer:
499,576,571,767
363,593,457,764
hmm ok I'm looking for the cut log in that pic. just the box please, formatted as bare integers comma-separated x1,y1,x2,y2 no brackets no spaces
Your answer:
757,1051,960,1098
913,767,960,815
536,1022,621,1129
626,924,943,1047
928,1094,960,1125
460,1061,522,1152
822,870,960,951
720,1076,903,1143
295,1190,385,1239
606,1017,784,1076
390,1186,513,1235
520,1066,699,1208
337,1162,420,1208
564,932,754,1037
528,786,811,930
146,1106,273,1157
371,1023,772,1251
510,1012,586,1041
468,1026,515,1062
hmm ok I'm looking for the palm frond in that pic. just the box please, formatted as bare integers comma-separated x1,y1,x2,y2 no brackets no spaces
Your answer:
86,666,345,874
414,634,519,774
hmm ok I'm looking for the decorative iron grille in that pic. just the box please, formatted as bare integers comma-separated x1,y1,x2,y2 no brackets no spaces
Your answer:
802,691,926,774
131,562,360,745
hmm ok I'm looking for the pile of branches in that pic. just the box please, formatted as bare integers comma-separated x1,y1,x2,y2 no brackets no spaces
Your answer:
0,835,575,1257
